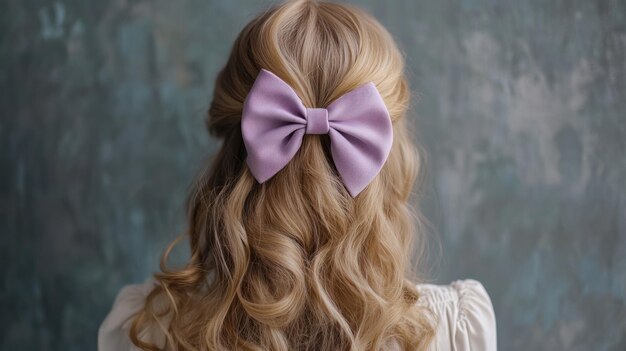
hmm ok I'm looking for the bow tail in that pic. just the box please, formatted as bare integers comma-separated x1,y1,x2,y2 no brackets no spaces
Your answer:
244,128,306,183
328,129,392,197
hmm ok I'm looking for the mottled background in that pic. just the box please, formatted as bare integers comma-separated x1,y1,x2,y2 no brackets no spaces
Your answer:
1,0,625,350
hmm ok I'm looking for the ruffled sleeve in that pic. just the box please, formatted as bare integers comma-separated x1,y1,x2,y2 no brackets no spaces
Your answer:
98,279,164,351
416,279,497,351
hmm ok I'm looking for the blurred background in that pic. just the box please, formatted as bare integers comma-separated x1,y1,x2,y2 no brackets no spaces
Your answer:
2,0,625,350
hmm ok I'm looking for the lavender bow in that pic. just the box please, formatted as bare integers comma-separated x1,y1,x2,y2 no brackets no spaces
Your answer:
241,69,393,197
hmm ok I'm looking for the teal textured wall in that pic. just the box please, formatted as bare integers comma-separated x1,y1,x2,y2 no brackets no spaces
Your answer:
1,0,625,350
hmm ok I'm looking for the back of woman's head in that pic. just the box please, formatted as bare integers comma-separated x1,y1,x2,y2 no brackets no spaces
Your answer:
130,1,434,350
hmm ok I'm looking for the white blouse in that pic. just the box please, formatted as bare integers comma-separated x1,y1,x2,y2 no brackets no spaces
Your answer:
98,279,496,350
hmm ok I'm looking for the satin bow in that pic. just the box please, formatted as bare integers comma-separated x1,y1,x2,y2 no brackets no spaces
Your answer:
241,69,393,197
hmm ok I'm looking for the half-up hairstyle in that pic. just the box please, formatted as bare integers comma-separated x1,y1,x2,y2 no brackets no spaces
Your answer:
129,1,435,350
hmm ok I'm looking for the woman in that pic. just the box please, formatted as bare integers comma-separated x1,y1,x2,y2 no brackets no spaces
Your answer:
99,1,496,349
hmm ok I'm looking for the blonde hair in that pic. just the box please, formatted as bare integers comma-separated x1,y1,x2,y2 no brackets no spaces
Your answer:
129,1,435,350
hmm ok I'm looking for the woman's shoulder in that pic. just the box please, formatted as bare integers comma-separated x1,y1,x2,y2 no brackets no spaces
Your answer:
98,278,164,351
415,279,497,351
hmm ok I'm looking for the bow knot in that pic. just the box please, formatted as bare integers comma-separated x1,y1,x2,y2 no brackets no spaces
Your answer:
241,69,393,197
305,108,329,134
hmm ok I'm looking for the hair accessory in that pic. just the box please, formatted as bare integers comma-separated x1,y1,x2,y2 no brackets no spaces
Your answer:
241,69,393,197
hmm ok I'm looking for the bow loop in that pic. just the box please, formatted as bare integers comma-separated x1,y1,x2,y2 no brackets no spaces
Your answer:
241,69,393,197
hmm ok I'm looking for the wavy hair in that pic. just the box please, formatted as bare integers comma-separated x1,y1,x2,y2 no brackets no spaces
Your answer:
129,1,435,350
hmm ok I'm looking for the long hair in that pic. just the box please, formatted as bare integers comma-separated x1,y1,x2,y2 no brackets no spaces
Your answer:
129,1,435,350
